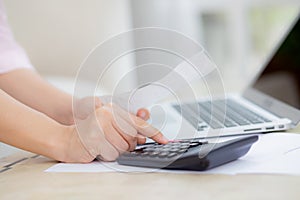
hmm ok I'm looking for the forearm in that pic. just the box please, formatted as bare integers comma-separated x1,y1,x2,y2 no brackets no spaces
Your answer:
0,89,70,161
0,69,74,125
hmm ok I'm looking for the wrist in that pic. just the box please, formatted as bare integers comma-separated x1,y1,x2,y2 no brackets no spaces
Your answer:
59,125,94,163
45,123,71,162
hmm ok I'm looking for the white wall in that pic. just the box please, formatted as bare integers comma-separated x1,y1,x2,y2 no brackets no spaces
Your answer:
3,0,136,91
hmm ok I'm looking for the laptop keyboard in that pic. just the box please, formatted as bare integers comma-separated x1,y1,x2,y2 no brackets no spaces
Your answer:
173,99,272,130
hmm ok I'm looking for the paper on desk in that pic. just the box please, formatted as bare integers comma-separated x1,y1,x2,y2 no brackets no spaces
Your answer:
100,51,216,113
45,133,300,175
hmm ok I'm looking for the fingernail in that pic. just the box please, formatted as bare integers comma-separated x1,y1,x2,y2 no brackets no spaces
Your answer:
139,110,146,119
161,135,169,144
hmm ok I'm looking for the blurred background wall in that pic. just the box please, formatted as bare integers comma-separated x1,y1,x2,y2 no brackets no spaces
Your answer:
3,0,136,93
131,0,299,93
3,0,300,93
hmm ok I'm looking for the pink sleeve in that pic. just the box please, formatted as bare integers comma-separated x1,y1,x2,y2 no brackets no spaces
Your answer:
0,1,34,74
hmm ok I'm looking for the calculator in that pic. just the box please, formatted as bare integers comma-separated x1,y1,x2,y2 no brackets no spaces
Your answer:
117,135,258,171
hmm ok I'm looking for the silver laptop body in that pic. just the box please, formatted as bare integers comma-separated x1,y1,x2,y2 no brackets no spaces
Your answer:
153,14,300,140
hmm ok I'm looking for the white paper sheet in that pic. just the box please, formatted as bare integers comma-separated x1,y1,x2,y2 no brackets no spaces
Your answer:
45,133,300,175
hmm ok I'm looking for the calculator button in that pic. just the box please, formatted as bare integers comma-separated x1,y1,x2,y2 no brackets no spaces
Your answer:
141,152,150,156
170,148,180,152
149,151,160,157
178,149,187,153
161,148,171,152
158,152,169,158
170,142,181,146
167,153,178,158
180,145,190,149
169,145,180,149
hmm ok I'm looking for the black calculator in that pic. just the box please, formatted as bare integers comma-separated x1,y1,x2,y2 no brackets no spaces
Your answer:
117,135,258,171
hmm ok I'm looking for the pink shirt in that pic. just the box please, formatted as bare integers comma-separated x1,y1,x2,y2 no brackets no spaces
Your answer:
0,0,33,74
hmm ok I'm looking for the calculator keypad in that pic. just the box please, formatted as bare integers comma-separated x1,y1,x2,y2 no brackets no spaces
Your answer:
126,140,208,158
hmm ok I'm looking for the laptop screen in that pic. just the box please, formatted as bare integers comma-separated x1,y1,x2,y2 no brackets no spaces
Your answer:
252,16,300,109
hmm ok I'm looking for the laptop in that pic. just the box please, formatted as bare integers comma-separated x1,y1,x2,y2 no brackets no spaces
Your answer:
152,14,300,139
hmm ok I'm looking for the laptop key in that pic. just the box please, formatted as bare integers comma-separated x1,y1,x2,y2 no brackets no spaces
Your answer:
227,99,272,123
173,98,272,130
224,121,237,127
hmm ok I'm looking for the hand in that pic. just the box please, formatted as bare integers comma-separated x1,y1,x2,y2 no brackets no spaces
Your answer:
73,96,102,121
64,103,168,163
73,97,152,145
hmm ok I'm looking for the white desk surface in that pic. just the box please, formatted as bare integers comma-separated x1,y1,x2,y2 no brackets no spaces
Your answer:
1,126,299,200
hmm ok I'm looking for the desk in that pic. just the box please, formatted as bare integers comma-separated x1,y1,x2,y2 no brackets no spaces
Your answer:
1,127,300,200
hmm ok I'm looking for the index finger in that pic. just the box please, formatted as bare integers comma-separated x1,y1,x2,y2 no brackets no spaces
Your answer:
133,116,169,144
109,104,169,144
